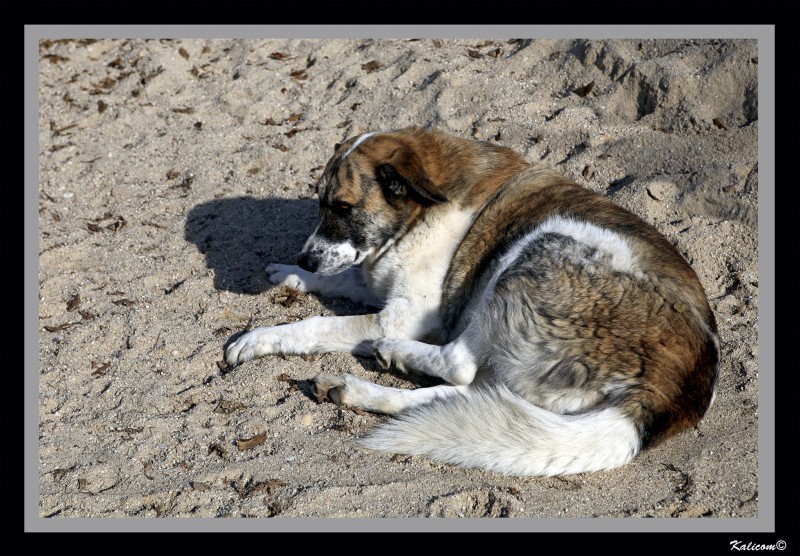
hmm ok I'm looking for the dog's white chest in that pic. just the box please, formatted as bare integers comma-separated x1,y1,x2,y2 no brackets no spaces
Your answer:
363,207,475,306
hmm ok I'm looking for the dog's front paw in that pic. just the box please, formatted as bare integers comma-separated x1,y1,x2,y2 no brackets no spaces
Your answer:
265,263,315,292
372,339,407,372
225,327,280,365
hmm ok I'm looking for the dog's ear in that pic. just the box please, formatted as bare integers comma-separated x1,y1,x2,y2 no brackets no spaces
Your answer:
376,146,448,204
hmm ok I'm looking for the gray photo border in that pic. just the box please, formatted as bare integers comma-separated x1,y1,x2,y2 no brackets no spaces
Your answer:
25,24,775,534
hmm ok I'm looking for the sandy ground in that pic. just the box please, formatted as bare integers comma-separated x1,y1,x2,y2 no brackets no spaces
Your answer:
37,38,759,519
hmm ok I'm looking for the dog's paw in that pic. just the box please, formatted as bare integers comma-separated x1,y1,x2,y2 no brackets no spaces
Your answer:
372,339,407,372
311,373,375,409
225,327,279,365
265,263,314,292
311,374,351,406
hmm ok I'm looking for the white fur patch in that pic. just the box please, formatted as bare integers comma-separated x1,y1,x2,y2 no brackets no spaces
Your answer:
342,131,377,160
537,216,638,273
491,215,639,284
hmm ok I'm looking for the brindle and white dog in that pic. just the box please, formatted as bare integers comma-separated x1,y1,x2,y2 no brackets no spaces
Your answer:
225,127,719,476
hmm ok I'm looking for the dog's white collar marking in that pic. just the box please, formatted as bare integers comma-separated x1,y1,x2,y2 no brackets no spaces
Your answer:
342,132,377,159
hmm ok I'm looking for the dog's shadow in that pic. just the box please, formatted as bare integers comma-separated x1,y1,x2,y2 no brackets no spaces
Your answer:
185,196,317,296
185,196,429,390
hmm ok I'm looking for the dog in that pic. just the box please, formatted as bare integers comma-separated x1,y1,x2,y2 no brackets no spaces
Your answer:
225,127,719,476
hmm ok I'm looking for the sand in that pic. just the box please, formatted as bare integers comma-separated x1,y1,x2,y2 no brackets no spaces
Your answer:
37,38,759,520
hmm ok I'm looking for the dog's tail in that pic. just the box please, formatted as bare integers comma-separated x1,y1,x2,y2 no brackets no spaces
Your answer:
359,384,641,476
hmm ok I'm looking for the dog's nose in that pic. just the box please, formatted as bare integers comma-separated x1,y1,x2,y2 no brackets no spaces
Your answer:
297,253,316,272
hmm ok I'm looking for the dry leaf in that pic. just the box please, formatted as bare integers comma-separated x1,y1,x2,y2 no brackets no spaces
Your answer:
106,216,126,232
214,400,249,414
43,54,70,64
208,443,228,458
361,60,382,73
66,293,82,312
52,467,73,482
79,309,97,321
213,326,232,337
272,288,300,307
178,47,190,60
44,321,81,332
236,432,267,451
573,80,595,98
270,52,286,60
172,107,194,114
91,362,110,377
95,77,116,89
264,479,287,495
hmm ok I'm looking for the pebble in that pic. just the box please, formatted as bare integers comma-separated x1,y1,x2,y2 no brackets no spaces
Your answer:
299,414,314,427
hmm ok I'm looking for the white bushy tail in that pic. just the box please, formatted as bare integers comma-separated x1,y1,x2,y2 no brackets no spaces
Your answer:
360,385,641,476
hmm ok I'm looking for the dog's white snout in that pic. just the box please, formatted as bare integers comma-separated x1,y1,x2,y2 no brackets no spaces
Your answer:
300,236,361,276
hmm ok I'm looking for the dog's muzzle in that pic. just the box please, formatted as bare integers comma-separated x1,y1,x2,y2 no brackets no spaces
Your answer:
297,237,361,276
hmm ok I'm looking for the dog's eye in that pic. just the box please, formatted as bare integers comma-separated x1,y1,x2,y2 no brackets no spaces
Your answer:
330,202,353,213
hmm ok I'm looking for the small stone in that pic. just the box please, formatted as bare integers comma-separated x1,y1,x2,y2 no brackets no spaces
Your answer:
299,414,314,427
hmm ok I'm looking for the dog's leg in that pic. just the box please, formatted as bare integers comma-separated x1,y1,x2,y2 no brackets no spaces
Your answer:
373,335,478,386
266,263,381,306
312,373,469,414
226,299,432,365
226,314,379,364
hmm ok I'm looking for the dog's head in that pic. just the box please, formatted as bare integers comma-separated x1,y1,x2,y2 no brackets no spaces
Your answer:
298,130,448,275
